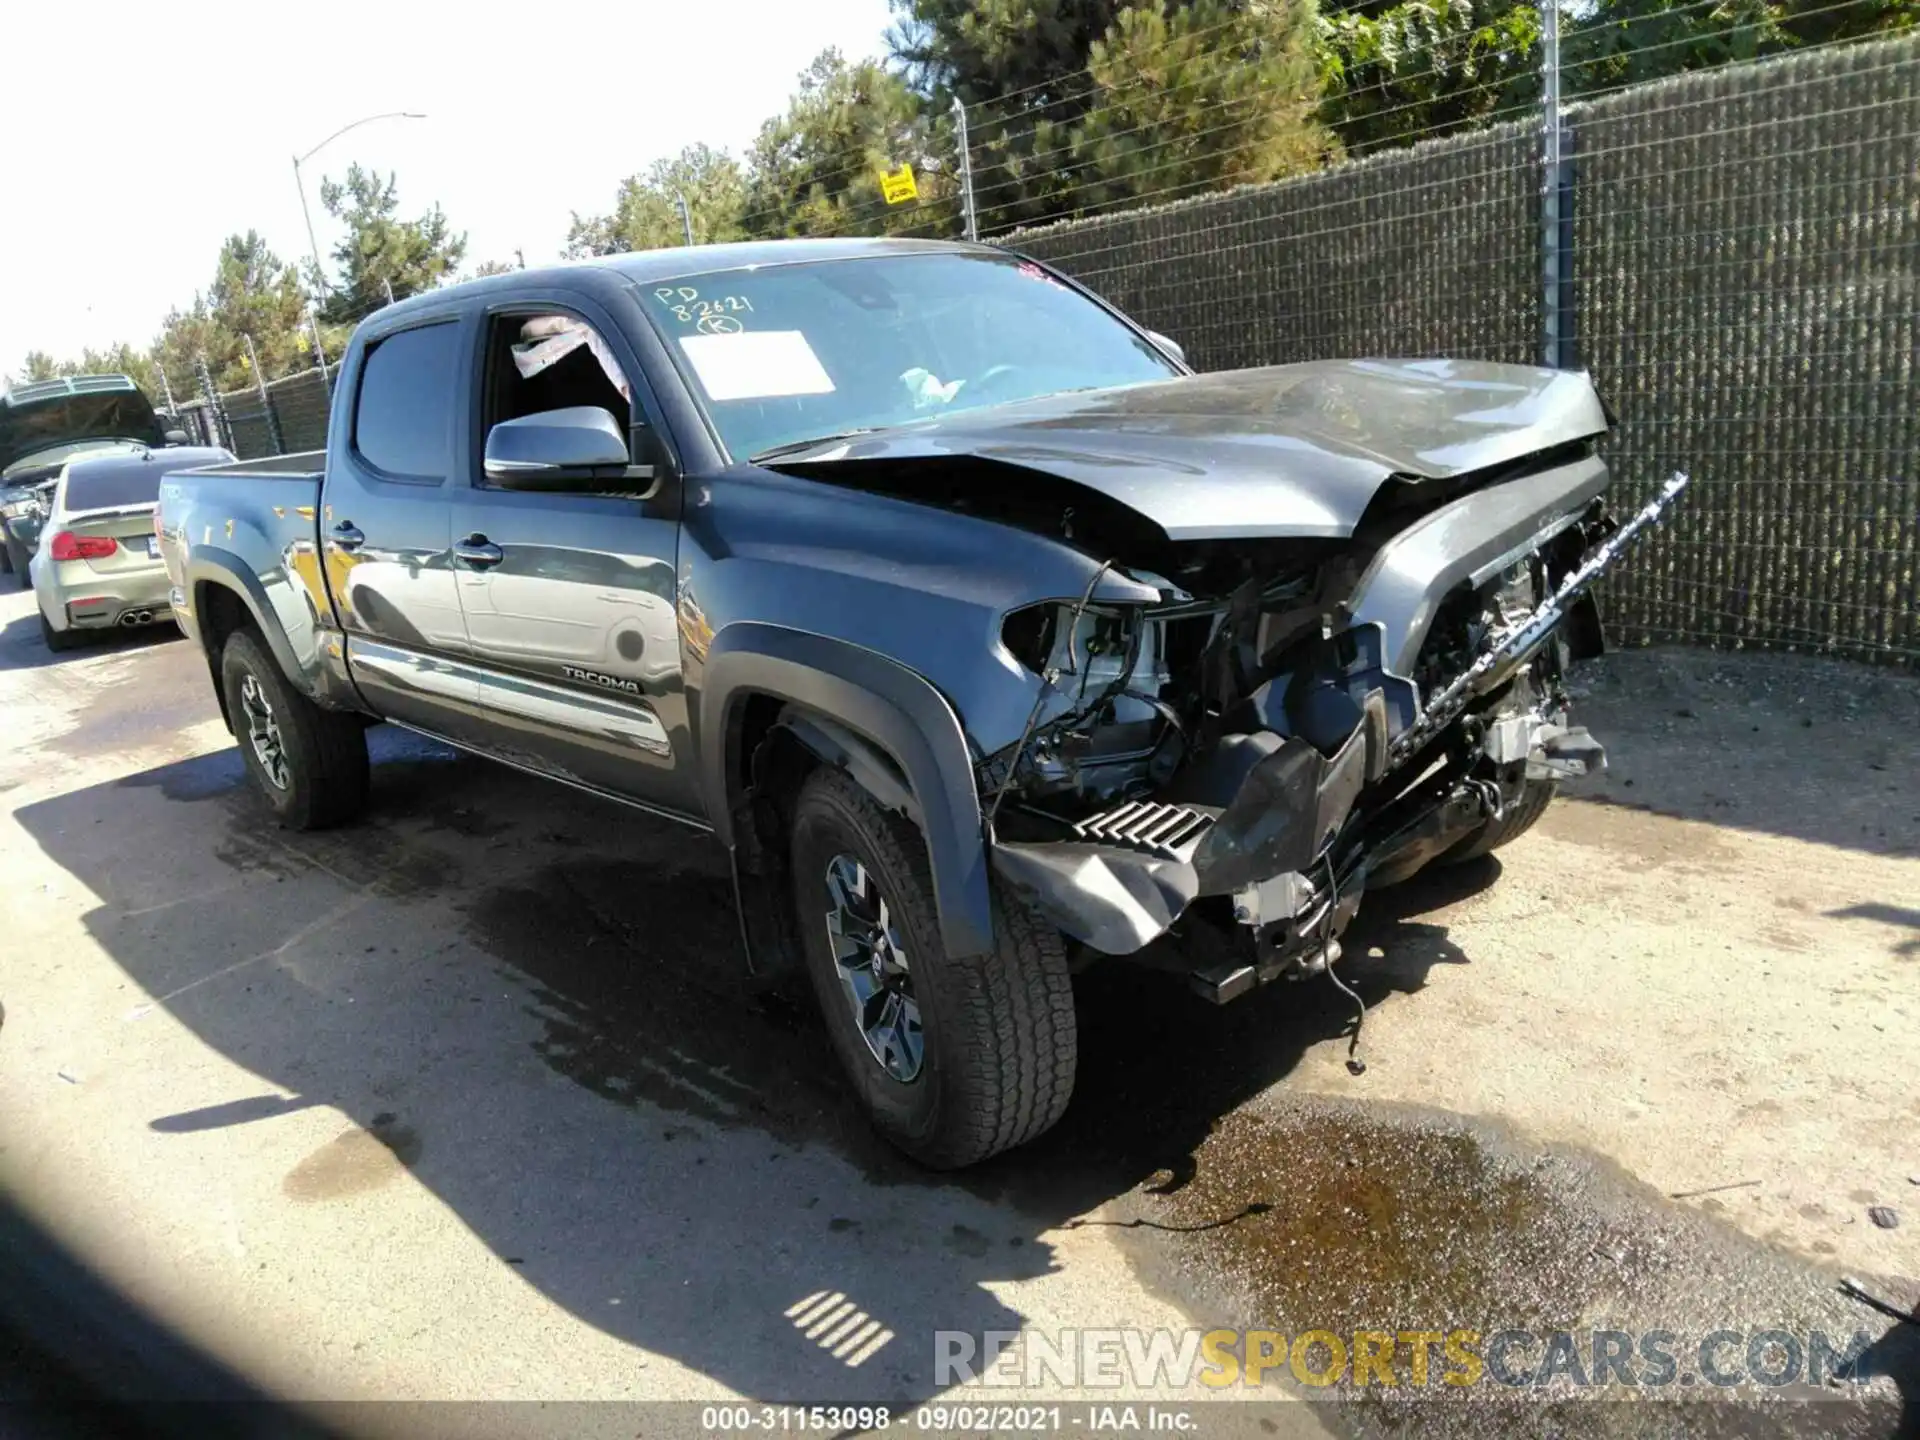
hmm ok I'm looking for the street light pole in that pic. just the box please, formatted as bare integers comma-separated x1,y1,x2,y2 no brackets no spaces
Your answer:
291,110,426,302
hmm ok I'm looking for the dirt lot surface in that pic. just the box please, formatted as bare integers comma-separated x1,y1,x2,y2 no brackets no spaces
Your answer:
1,580,1915,1437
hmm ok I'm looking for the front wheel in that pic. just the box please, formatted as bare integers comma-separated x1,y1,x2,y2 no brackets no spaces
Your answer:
790,767,1077,1169
219,629,369,830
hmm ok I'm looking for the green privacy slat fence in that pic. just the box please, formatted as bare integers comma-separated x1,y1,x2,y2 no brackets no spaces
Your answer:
1575,39,1919,665
1014,37,1920,667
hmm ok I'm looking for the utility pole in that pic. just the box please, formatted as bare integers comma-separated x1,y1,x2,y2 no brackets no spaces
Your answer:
308,310,331,395
291,111,427,305
243,333,285,454
1539,0,1575,370
675,190,695,247
952,96,978,243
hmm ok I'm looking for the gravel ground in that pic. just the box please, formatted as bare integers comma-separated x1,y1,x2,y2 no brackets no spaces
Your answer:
0,582,1914,1437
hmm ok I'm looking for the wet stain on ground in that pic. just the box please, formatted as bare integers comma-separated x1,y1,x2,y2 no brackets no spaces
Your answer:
1151,1101,1658,1338
283,1114,422,1201
210,810,457,898
947,1224,992,1257
43,659,214,758
117,748,249,803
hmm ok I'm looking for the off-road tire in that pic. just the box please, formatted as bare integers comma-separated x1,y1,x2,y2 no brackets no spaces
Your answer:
218,629,369,830
790,767,1077,1169
1444,778,1556,863
39,611,79,653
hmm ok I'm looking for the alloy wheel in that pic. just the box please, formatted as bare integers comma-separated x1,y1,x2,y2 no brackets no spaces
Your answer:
822,853,924,1083
239,672,290,790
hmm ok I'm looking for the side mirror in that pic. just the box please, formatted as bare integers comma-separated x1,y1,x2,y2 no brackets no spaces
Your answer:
483,406,656,493
162,429,190,445
1147,331,1187,367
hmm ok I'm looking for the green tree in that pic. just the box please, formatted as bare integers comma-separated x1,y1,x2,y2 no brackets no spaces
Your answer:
149,232,312,394
1317,0,1918,155
16,350,70,383
1316,0,1540,153
316,164,467,324
741,49,954,238
566,144,748,257
891,0,1132,229
892,0,1327,230
1070,0,1335,211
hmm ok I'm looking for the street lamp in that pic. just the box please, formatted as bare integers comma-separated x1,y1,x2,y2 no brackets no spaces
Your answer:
292,111,426,301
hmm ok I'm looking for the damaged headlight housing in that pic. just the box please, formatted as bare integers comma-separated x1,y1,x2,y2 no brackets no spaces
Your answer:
1002,601,1167,699
996,601,1175,806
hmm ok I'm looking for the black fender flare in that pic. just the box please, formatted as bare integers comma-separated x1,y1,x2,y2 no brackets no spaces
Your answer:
699,623,994,960
186,549,305,692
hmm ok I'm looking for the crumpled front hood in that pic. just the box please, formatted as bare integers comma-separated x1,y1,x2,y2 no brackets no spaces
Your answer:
763,359,1610,541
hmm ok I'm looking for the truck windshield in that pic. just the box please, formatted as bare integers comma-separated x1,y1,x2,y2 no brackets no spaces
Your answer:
638,251,1180,460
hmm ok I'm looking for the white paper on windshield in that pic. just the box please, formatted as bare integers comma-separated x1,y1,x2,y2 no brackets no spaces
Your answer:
678,331,834,401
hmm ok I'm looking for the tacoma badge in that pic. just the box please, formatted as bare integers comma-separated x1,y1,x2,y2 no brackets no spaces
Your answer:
562,665,642,695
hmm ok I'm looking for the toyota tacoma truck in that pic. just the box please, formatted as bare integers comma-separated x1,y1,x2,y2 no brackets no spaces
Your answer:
157,238,1685,1168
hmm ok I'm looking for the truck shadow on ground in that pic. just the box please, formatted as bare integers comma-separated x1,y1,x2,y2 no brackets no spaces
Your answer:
16,727,1481,1407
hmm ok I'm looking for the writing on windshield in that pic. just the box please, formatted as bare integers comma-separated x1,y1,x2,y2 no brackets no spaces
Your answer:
639,252,1178,459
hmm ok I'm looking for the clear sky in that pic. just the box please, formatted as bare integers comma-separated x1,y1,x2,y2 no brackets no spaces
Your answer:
2,0,896,378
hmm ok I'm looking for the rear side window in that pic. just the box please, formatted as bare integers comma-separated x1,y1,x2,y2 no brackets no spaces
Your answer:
354,322,458,477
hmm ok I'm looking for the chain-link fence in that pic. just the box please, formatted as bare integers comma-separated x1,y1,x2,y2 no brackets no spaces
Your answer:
170,363,335,458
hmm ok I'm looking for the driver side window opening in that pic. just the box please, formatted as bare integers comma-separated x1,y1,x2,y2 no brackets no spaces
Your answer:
480,313,635,476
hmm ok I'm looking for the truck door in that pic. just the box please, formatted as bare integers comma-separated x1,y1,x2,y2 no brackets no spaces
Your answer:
323,314,481,734
447,300,700,820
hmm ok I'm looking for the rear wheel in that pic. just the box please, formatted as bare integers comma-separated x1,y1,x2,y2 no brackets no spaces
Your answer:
9,535,33,587
39,611,79,653
789,767,1077,1169
1444,778,1557,863
218,629,369,830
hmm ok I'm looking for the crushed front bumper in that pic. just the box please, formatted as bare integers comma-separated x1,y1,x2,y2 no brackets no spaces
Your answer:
989,471,1688,997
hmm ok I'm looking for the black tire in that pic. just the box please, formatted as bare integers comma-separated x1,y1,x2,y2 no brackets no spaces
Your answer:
39,611,79,653
7,535,30,587
1444,778,1556,863
790,767,1077,1169
218,629,369,830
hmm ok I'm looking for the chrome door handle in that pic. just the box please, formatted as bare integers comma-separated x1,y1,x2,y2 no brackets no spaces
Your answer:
453,533,504,568
330,521,366,551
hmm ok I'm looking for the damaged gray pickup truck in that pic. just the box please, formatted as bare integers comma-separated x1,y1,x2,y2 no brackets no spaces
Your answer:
158,238,1685,1167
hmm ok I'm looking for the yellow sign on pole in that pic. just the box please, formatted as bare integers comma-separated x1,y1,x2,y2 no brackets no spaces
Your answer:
879,164,919,205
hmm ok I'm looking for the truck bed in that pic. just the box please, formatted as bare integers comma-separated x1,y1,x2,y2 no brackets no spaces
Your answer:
167,450,325,482
156,459,339,701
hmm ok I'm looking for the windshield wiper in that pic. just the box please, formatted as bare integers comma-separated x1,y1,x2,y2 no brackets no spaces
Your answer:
750,428,892,463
